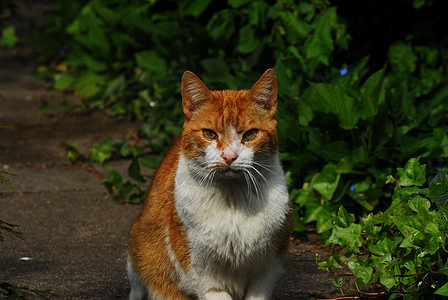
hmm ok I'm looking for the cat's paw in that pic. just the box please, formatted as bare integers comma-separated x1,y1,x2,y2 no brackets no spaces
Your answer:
203,290,233,300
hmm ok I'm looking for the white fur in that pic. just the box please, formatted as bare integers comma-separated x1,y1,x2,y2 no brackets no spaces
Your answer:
127,259,160,300
171,136,290,300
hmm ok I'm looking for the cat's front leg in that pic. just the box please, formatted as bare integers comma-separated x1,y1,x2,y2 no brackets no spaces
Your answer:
244,256,285,300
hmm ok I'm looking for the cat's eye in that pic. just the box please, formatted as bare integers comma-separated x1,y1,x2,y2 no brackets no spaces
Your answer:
242,129,259,141
203,129,218,140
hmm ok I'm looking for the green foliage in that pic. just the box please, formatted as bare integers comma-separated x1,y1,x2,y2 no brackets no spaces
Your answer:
38,99,53,116
33,1,448,217
320,158,448,298
90,139,143,163
102,156,161,203
290,40,448,232
0,26,18,47
66,142,80,163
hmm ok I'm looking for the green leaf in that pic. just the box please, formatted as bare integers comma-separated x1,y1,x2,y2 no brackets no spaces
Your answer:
304,7,337,65
102,168,123,193
408,195,430,213
67,143,80,163
279,11,309,43
329,223,362,249
53,73,75,90
332,277,343,287
181,0,212,17
39,99,53,115
201,58,230,74
380,273,397,290
76,72,105,98
348,260,373,284
397,158,426,187
435,282,448,296
227,0,252,8
138,156,162,169
358,68,385,119
128,158,145,184
0,26,19,47
297,100,313,127
237,26,258,54
90,139,114,163
206,9,235,39
310,163,340,201
388,43,417,73
438,261,448,276
429,171,448,208
334,206,355,228
135,51,167,75
303,83,359,129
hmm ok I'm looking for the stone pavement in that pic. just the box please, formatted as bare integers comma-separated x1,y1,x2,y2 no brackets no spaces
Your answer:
0,48,341,299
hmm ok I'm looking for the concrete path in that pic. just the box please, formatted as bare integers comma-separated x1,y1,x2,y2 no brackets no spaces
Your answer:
0,47,341,299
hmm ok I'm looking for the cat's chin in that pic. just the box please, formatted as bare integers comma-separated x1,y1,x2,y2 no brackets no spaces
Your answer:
215,168,244,180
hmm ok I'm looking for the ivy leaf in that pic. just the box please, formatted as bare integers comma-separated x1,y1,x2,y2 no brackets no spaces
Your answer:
348,260,373,284
334,206,355,228
380,273,396,290
435,282,448,296
279,11,309,43
303,83,359,130
138,156,162,169
429,171,448,208
329,223,362,250
310,163,340,201
54,73,75,90
128,158,145,184
181,0,212,17
397,158,426,187
358,68,385,119
102,168,123,194
237,25,258,54
135,50,167,75
305,7,337,65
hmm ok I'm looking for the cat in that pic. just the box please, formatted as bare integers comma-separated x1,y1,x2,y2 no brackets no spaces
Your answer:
127,69,293,300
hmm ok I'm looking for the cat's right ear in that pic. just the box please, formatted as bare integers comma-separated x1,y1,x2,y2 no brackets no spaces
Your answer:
181,71,211,120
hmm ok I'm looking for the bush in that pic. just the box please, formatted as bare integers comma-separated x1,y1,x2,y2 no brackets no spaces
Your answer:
319,158,448,298
33,0,448,232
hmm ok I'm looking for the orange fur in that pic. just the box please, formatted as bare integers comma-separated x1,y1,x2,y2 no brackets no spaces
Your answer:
128,69,293,300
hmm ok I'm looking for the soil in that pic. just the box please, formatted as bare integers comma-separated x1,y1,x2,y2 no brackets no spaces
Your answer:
0,4,346,300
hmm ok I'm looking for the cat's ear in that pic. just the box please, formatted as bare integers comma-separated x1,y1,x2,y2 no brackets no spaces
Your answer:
249,69,278,118
181,71,211,120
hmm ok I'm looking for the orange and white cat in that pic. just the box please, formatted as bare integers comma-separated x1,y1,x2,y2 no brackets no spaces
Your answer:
127,69,293,300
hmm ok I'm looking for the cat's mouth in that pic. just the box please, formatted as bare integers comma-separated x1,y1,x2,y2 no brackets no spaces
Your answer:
212,163,242,177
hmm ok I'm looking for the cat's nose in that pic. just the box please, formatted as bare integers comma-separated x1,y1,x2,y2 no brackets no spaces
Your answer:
221,147,238,165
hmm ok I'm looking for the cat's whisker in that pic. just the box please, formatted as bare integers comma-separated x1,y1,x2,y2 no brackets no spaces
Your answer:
252,161,283,178
238,163,270,187
244,169,262,205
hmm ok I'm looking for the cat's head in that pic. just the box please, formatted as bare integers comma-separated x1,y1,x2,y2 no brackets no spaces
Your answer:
180,69,279,182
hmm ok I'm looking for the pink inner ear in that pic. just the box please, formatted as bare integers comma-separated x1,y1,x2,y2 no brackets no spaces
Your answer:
181,71,211,120
249,69,278,117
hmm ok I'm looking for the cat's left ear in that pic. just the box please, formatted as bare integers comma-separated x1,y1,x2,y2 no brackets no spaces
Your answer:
181,71,211,120
249,69,278,118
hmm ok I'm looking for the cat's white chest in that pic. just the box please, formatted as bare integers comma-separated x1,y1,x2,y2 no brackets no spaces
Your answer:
174,156,289,268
